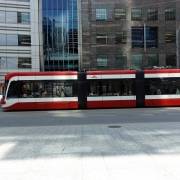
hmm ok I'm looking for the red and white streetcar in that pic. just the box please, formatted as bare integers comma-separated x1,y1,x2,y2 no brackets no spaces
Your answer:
1,69,180,110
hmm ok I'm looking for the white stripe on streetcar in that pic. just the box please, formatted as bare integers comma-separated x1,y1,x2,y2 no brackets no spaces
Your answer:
145,73,180,78
145,95,180,99
145,74,169,78
87,96,136,101
87,74,135,79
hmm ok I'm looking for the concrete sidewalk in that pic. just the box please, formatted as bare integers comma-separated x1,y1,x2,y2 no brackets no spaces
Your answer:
0,108,180,180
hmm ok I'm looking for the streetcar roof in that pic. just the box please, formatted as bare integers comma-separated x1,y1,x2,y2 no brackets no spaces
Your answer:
4,69,180,81
5,71,78,80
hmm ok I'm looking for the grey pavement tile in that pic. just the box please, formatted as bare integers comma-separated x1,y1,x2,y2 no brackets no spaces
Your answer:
2,152,40,160
22,171,82,180
125,155,161,168
73,142,83,146
63,146,92,154
0,160,31,173
83,155,106,170
40,145,64,155
108,168,176,180
27,157,82,172
0,173,23,180
164,167,180,180
0,108,180,179
143,144,180,154
83,170,110,180
150,154,180,167
101,150,132,157
103,156,132,169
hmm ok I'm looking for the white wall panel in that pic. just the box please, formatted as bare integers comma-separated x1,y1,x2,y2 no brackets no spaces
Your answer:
0,0,38,81
30,0,40,71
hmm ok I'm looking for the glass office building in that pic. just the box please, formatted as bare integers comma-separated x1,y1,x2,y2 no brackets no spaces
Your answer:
40,0,180,71
42,0,78,71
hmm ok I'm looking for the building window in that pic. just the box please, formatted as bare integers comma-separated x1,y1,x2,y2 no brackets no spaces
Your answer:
165,31,176,43
0,34,31,46
146,27,158,48
115,55,127,68
18,35,31,46
147,8,158,20
6,57,18,69
132,27,144,48
97,55,108,67
0,11,5,23
0,34,6,45
17,12,30,23
132,54,142,67
7,35,18,46
115,32,126,44
115,9,126,20
131,8,142,21
166,54,176,66
6,11,17,23
0,11,30,24
132,27,158,48
0,57,6,68
165,8,175,20
96,32,107,44
148,54,158,66
96,9,107,21
18,57,31,68
0,57,31,69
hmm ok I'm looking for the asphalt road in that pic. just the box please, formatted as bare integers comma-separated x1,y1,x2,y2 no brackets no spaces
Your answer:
1,107,180,127
0,107,180,180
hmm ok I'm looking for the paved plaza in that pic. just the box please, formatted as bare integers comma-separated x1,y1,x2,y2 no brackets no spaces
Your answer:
0,107,180,180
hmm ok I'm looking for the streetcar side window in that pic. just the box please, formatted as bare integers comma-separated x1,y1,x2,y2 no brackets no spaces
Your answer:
52,80,77,97
88,81,102,96
144,78,180,95
88,79,135,96
19,80,53,98
145,78,170,95
169,78,180,95
121,79,134,96
21,81,33,98
7,81,19,98
40,81,53,98
102,80,121,96
31,81,52,98
19,80,77,98
32,81,44,98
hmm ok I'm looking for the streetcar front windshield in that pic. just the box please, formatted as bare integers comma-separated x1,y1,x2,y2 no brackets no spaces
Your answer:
2,80,8,98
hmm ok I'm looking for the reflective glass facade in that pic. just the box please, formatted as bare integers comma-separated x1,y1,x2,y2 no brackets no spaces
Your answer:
42,0,78,71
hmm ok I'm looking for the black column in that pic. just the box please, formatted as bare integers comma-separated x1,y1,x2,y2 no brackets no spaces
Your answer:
78,72,87,109
136,70,145,107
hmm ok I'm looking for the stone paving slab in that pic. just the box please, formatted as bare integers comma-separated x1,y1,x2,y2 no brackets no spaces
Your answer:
0,107,180,180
